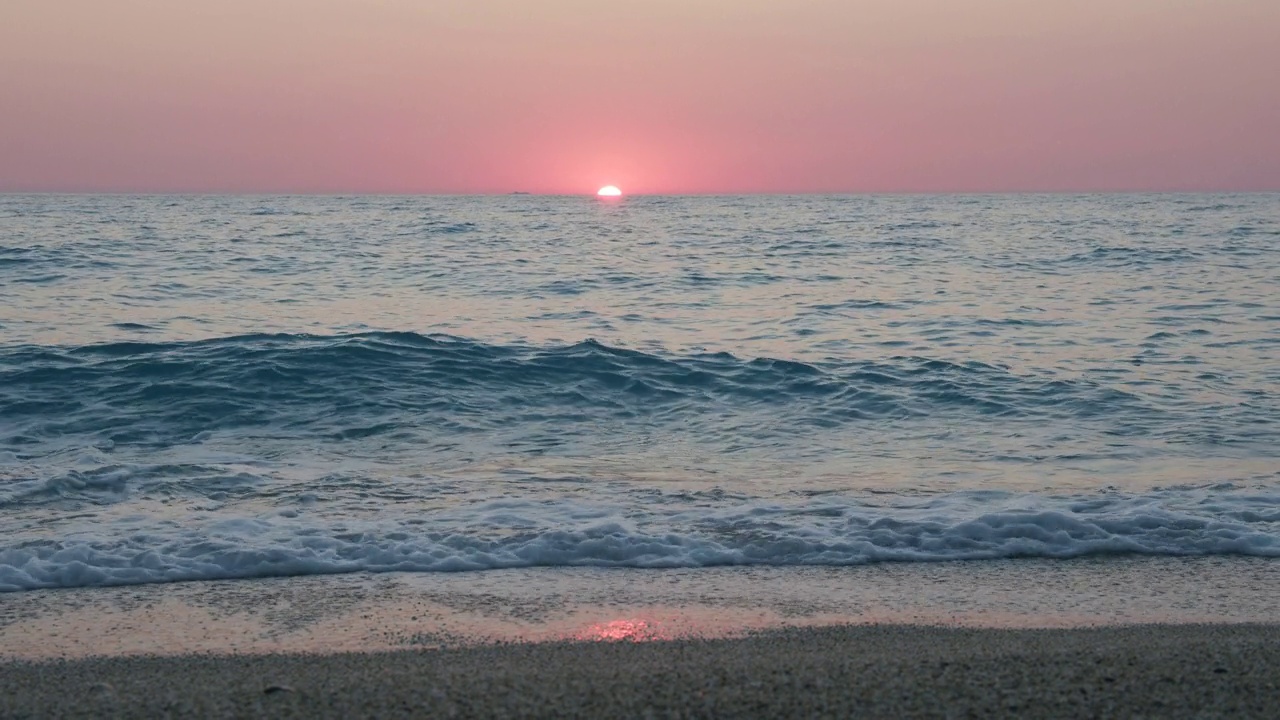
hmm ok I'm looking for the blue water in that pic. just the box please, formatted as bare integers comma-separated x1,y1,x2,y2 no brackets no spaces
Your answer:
2,194,1278,591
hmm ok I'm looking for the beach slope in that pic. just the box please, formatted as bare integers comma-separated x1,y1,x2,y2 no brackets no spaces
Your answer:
4,624,1278,718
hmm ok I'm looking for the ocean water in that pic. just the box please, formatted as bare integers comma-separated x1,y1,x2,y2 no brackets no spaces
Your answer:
1,194,1278,592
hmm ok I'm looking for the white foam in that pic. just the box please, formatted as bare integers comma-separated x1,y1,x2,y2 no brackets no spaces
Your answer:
3,486,1279,592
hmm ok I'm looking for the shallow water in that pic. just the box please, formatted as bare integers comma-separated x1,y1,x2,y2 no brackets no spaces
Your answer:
5,558,1280,659
2,194,1278,590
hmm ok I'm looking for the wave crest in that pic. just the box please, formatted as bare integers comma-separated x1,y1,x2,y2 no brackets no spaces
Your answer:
2,487,1277,591
1,332,1152,448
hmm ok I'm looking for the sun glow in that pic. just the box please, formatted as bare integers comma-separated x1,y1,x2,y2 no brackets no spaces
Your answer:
597,185,622,197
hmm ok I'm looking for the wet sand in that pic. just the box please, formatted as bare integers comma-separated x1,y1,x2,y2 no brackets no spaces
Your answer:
4,623,1279,718
5,559,1280,717
6,557,1280,660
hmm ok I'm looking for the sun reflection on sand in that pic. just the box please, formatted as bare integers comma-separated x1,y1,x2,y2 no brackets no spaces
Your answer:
579,618,670,642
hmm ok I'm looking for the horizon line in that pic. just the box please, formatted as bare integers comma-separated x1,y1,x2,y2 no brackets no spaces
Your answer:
2,189,1278,197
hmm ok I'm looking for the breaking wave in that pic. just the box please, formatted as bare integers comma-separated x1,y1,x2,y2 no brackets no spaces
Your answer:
2,485,1279,591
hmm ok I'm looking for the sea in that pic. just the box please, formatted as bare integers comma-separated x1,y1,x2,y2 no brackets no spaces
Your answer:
2,193,1278,595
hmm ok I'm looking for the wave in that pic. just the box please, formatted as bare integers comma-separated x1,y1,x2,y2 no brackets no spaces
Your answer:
3,332,1273,592
2,485,1278,591
0,332,1155,449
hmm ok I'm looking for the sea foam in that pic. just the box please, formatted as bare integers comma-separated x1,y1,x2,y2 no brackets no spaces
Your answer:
3,485,1279,591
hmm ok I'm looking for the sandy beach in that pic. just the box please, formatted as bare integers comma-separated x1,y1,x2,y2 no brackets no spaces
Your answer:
3,623,1278,718
4,560,1280,716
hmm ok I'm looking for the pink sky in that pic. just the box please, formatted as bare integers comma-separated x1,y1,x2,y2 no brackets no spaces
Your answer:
2,0,1278,194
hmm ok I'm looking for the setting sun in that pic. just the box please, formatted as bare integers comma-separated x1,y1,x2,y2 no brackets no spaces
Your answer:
597,186,622,197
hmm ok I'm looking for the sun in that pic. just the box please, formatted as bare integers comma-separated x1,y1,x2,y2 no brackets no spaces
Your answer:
597,185,622,197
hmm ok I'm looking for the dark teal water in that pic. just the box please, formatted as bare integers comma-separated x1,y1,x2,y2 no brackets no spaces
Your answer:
2,194,1278,591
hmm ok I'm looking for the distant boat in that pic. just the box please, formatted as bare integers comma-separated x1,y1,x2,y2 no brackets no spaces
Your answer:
509,191,531,195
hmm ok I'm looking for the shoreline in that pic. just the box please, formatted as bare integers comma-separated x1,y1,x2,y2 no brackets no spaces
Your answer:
5,558,1280,716
5,623,1279,718
5,556,1280,661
